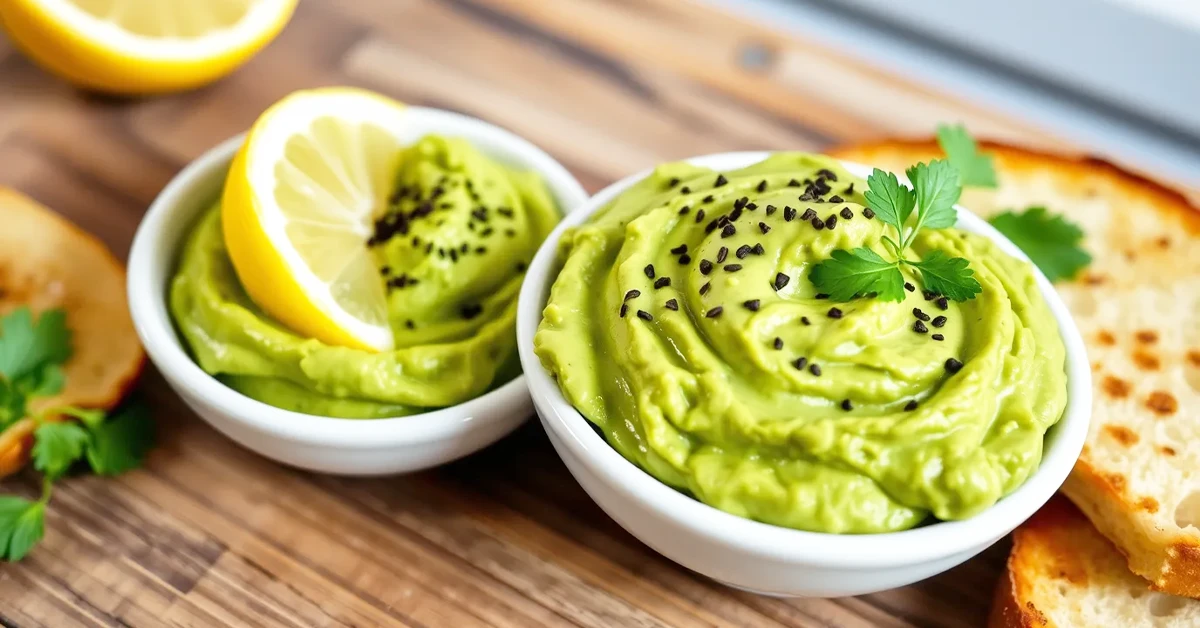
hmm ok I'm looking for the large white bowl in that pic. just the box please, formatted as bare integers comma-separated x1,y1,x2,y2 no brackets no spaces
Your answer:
128,108,588,475
516,151,1092,597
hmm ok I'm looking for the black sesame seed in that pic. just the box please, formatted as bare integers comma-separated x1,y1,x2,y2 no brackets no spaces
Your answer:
620,304,628,317
746,202,758,210
904,282,916,293
809,363,822,376
913,320,929,333
841,399,853,411
759,222,771,234
426,242,434,253
801,316,811,325
800,208,817,221
700,282,711,295
913,308,930,322
935,297,949,310
699,259,714,275
932,333,945,341
756,180,768,193
945,358,964,373
923,290,937,301
743,299,760,311
460,243,469,254
668,177,681,188
863,208,875,219
717,246,728,263
670,244,688,255
471,208,488,222
405,319,415,330
703,195,715,204
450,249,459,262
818,169,838,182
773,337,783,350
729,207,743,221
721,224,737,238
829,195,844,203
438,248,446,258
752,243,765,255
644,264,656,279
706,306,724,319
481,228,494,237
505,229,516,237
624,290,641,301
461,304,483,320
825,215,837,230
654,277,672,289
497,207,514,218
765,204,777,215
844,183,855,195
681,186,691,194
780,206,794,222
705,218,721,233
815,293,829,300
679,206,691,215
381,265,392,275
793,357,808,370
679,254,692,264
839,207,853,220
904,400,919,411
475,246,487,254
695,209,706,223
665,298,679,311
787,179,801,187
773,273,790,291
736,245,752,259
714,174,729,187
811,217,824,230
828,307,843,319
724,264,743,272
932,316,947,328
637,309,653,321
734,197,748,210
516,261,527,272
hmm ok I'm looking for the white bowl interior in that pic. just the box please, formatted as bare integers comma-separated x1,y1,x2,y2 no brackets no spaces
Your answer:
129,107,589,449
516,151,1092,568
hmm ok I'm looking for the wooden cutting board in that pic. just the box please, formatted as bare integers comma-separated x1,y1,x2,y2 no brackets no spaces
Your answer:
0,0,1117,626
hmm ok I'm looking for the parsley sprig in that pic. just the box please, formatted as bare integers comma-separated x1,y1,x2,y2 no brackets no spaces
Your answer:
810,160,983,302
0,307,154,562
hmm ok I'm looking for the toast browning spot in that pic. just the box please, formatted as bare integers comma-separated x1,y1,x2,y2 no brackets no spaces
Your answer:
1102,424,1139,447
1146,391,1179,416
1101,376,1132,399
1097,330,1117,346
1132,349,1162,371
1136,330,1159,344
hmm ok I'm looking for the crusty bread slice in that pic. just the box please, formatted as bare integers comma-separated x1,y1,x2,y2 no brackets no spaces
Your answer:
990,497,1200,627
828,140,1200,596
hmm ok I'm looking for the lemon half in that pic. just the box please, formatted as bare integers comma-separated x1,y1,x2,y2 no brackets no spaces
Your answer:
0,0,297,94
223,88,413,353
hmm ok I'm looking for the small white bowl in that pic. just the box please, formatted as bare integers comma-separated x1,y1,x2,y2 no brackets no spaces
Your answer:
128,108,587,475
516,151,1091,597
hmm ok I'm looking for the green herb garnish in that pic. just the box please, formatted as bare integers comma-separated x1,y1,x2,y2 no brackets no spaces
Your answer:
0,307,154,562
810,160,982,302
988,207,1092,282
937,123,998,188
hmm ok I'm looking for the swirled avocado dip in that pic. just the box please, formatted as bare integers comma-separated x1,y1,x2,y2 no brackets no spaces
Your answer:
172,135,560,418
534,153,1067,533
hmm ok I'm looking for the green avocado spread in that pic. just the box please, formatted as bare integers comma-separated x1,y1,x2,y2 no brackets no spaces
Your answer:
534,153,1067,533
171,135,560,418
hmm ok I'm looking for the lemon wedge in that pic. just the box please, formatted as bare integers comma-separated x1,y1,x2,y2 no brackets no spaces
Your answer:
0,0,297,94
222,87,412,353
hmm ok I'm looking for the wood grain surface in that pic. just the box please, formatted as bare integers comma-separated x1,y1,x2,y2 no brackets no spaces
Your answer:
0,0,1116,626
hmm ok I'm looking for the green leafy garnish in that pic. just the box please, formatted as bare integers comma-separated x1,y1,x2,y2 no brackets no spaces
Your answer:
936,123,997,188
810,160,982,302
0,307,154,562
989,207,1092,282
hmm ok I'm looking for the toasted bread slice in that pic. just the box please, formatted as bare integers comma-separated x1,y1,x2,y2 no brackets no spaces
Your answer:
991,497,1200,627
0,188,145,476
828,140,1200,596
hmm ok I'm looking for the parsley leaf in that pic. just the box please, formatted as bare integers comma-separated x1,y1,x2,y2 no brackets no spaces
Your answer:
0,495,45,562
988,207,1092,282
911,251,983,301
905,160,961,233
31,422,90,479
863,168,915,237
0,308,71,383
86,401,154,476
809,248,905,302
936,123,997,188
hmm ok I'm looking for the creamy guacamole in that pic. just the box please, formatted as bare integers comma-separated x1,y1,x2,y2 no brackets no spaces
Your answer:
172,136,559,418
534,153,1067,533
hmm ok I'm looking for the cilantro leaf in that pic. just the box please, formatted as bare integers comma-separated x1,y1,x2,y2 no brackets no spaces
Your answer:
906,160,961,233
86,402,154,476
864,168,916,236
936,123,997,188
31,422,90,479
988,207,1092,282
0,308,71,383
911,251,983,301
0,496,44,562
50,406,106,430
809,248,905,302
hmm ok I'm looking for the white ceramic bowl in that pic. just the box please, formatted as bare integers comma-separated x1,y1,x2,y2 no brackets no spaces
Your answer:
516,151,1092,597
129,108,587,475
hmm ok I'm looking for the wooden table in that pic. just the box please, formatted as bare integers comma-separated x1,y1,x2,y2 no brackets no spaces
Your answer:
0,1,1094,626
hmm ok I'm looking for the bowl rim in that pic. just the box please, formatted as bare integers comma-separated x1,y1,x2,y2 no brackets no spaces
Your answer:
128,106,589,448
516,150,1092,567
